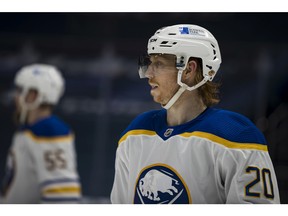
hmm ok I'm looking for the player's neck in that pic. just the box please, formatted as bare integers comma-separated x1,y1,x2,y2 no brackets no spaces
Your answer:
166,91,206,127
27,108,52,125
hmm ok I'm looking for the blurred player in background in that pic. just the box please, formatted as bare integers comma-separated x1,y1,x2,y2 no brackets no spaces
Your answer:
110,24,280,204
0,64,81,203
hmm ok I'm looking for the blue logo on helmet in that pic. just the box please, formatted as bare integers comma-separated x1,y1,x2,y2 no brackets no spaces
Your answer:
179,27,189,34
134,164,191,204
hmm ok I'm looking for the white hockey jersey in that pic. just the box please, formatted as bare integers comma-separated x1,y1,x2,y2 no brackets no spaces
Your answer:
110,108,280,204
1,115,81,203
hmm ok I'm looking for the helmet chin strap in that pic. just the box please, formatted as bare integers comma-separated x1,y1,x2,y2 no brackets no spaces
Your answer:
162,69,210,110
162,85,186,110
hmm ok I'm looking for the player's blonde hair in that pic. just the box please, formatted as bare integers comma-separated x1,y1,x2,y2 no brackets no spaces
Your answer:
191,57,220,107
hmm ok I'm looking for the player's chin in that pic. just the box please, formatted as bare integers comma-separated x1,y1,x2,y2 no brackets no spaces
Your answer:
151,93,159,103
151,94,165,105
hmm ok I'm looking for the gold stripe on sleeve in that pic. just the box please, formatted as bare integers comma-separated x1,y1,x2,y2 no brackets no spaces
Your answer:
180,131,268,151
43,186,81,195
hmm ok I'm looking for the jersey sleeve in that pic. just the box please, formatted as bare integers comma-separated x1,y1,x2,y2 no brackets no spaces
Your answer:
213,137,280,203
26,131,82,203
202,109,280,203
110,141,129,204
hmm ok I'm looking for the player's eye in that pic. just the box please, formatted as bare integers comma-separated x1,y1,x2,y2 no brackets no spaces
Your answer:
153,61,164,68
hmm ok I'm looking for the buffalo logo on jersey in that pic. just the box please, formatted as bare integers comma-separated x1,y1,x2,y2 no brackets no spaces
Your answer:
134,164,191,204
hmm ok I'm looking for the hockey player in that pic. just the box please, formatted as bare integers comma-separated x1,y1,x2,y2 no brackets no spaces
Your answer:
1,64,81,203
110,24,280,204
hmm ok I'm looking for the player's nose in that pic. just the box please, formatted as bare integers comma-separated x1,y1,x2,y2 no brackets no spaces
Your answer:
145,65,155,79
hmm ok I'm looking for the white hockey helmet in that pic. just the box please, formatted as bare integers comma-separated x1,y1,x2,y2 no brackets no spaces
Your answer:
14,63,65,106
14,64,65,123
139,24,222,109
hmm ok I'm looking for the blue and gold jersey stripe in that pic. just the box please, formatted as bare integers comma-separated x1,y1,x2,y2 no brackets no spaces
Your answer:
180,131,268,151
40,178,80,187
119,129,267,151
24,130,74,143
118,129,156,145
41,181,81,203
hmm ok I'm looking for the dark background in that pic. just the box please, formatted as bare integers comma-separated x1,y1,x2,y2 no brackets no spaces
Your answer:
0,13,287,203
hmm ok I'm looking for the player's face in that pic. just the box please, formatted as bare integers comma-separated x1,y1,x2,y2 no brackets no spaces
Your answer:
13,87,38,113
13,87,39,124
145,54,179,106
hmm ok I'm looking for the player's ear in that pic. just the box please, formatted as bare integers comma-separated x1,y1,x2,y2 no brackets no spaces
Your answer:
185,60,197,75
183,60,197,83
